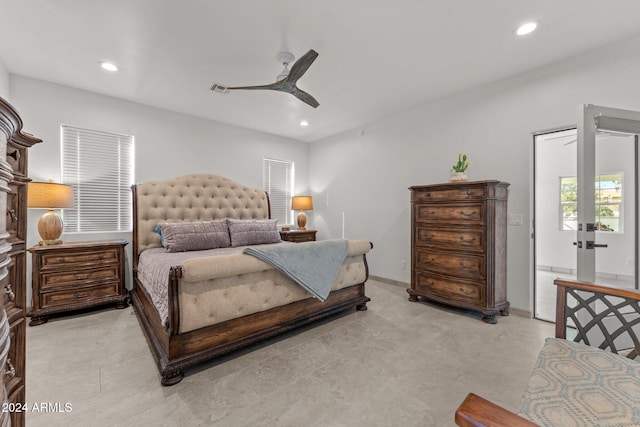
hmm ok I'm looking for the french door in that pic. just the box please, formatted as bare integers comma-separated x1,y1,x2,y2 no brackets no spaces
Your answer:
576,105,640,283
534,105,640,321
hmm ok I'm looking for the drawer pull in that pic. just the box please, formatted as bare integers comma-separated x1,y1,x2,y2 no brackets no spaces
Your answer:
74,273,91,280
74,291,93,299
3,284,14,302
460,236,476,242
425,281,434,286
425,192,431,197
459,211,476,217
6,208,17,223
459,287,474,296
466,191,472,196
4,358,15,379
99,254,105,260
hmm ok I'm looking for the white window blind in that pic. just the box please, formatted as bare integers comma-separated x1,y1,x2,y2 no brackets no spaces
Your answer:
263,158,294,225
61,125,135,232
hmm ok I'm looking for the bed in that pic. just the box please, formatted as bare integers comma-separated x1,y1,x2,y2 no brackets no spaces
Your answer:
455,278,640,427
131,174,372,385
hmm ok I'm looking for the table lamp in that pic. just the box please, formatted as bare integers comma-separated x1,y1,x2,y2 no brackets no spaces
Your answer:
27,180,75,245
291,196,313,230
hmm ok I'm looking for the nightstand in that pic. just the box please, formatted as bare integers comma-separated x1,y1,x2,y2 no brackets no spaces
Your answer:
28,240,128,326
279,229,317,243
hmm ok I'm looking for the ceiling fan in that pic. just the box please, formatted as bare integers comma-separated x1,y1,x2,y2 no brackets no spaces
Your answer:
211,49,320,108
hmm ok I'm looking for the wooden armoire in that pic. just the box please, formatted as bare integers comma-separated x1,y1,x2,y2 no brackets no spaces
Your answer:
0,96,41,426
408,180,510,324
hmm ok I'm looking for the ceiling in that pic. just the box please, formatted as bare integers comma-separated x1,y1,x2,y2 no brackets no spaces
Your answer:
2,1,640,143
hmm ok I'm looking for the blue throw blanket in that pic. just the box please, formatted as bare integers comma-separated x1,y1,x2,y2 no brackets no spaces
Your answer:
243,239,349,301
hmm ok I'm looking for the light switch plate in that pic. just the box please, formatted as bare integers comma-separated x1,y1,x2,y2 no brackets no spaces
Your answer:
509,214,523,226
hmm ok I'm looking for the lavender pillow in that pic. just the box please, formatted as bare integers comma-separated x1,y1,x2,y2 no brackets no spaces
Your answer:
156,220,230,252
227,219,280,247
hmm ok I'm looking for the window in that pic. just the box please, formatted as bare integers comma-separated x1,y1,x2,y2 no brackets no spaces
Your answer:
263,158,294,225
560,173,623,232
61,125,135,232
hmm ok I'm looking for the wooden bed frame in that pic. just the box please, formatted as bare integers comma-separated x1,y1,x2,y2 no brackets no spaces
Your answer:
455,278,640,426
130,175,371,386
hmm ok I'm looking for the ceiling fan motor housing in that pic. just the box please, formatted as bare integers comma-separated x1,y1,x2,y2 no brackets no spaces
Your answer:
277,52,295,65
276,52,295,81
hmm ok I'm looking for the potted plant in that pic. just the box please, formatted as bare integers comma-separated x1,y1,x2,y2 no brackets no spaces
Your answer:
450,153,469,182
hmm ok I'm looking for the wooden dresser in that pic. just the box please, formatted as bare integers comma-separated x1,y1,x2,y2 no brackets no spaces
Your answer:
408,181,510,324
28,240,128,326
0,96,41,427
279,229,317,243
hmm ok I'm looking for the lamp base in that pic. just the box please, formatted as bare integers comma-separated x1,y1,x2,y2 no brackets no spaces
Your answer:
296,211,308,230
37,209,64,244
37,239,63,246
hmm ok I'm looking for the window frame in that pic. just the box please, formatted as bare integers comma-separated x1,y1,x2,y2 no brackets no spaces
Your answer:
559,172,623,233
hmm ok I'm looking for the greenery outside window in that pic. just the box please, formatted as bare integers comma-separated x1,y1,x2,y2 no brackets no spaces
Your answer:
560,173,623,232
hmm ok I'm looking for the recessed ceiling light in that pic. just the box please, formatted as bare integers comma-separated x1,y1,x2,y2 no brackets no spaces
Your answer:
300,120,309,127
515,21,538,36
99,61,119,72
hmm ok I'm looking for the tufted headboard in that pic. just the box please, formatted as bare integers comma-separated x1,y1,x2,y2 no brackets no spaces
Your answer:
132,174,271,262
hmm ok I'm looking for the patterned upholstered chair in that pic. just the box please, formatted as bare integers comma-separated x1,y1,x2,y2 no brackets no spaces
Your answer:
455,279,640,427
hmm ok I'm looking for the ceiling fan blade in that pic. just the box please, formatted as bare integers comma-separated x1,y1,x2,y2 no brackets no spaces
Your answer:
285,49,318,82
225,82,279,91
292,88,319,108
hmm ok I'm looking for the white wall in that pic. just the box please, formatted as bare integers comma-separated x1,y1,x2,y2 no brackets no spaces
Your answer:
0,59,10,100
310,35,640,312
10,75,310,305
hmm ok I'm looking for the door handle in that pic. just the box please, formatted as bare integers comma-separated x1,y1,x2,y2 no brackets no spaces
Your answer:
586,241,608,249
573,241,583,248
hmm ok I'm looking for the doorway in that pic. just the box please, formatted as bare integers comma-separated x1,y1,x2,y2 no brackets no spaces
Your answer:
533,106,639,322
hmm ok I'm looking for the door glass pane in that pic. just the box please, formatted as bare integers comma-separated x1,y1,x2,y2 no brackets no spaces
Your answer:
535,129,578,321
593,130,635,289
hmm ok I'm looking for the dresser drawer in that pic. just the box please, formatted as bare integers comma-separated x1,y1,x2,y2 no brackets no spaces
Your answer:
40,247,120,269
289,234,315,242
415,226,484,252
414,272,484,304
279,230,317,243
415,203,484,224
413,186,486,202
40,266,120,290
415,248,485,280
40,282,120,308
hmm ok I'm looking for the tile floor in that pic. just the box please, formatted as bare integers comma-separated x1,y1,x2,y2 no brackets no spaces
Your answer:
25,280,554,426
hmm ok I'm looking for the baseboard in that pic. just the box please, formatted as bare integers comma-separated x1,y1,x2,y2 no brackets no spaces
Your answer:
369,275,532,318
509,307,532,318
369,275,408,288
